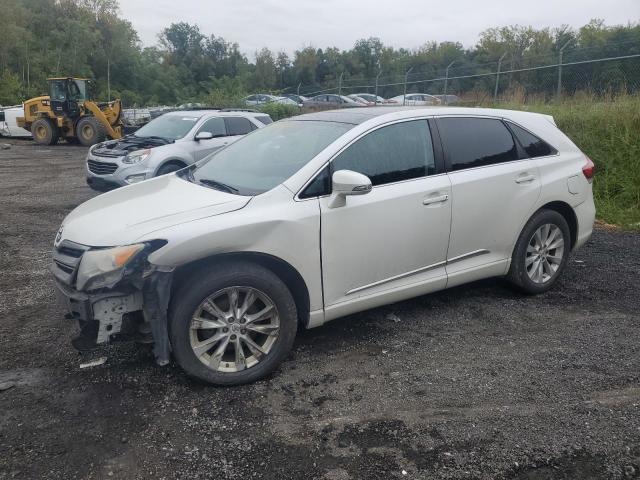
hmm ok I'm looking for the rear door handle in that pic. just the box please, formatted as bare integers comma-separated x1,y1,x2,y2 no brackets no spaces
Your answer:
423,194,449,205
515,174,536,184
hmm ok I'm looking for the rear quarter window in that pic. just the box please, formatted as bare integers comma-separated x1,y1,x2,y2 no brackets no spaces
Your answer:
255,115,273,125
507,122,557,158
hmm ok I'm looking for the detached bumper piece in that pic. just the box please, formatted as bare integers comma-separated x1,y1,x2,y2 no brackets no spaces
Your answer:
52,239,173,365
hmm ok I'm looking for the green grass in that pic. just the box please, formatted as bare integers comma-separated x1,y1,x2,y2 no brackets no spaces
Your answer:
493,94,640,230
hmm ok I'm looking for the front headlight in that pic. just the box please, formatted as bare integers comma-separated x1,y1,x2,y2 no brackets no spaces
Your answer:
76,244,145,291
123,149,152,164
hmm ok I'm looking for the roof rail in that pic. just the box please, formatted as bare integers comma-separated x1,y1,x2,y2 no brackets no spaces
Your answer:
220,108,259,113
178,107,221,111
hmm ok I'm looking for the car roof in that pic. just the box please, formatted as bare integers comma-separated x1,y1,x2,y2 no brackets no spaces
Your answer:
288,106,553,126
163,110,269,119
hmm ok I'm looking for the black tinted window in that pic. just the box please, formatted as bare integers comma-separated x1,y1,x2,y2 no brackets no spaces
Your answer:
300,165,330,198
508,122,556,158
0,112,5,122
332,120,435,186
438,117,519,171
225,117,253,136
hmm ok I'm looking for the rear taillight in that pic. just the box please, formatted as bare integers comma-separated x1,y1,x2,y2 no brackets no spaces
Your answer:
582,156,595,183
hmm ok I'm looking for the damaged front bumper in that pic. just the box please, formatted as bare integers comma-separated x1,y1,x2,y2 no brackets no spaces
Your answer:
51,239,174,365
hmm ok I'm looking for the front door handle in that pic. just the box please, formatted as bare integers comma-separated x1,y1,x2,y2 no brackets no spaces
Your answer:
515,174,536,184
423,194,449,205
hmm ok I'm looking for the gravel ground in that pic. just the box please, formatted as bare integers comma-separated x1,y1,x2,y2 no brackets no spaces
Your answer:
0,139,639,480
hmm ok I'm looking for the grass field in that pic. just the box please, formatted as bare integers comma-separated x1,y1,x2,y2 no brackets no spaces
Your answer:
493,94,640,230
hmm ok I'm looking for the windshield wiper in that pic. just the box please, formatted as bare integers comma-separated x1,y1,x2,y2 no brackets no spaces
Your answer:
198,178,239,193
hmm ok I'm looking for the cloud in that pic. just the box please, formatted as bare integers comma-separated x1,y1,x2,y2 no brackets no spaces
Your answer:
120,0,640,57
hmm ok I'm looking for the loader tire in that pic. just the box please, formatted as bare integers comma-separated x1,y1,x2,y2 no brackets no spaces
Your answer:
76,116,107,146
31,118,59,146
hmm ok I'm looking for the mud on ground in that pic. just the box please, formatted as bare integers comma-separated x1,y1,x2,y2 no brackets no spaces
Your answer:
0,139,639,479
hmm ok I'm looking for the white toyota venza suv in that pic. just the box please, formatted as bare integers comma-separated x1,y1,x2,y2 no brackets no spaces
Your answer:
52,107,596,385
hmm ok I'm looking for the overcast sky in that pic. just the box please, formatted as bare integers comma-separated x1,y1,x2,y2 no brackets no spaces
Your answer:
120,0,640,58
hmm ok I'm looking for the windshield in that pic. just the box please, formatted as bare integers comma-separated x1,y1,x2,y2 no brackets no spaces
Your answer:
188,120,353,196
135,114,200,140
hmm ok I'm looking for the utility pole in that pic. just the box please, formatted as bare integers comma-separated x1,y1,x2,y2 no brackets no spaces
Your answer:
443,61,455,104
338,72,343,99
557,40,571,101
107,57,111,102
374,67,382,104
403,66,413,106
297,82,301,97
494,52,507,101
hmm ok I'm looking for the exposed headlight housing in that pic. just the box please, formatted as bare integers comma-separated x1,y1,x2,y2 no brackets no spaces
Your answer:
123,149,152,164
76,241,165,291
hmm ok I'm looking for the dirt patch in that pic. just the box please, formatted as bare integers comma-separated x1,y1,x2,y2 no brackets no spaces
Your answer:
1,140,640,479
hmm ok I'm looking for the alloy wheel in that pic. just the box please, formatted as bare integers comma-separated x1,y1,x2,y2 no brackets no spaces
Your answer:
525,223,565,284
189,286,280,373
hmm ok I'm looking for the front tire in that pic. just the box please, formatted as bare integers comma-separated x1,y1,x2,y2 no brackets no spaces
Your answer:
76,116,107,146
508,209,571,294
169,261,298,385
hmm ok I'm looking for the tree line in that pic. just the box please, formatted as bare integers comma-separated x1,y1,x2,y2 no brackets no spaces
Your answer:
0,0,638,106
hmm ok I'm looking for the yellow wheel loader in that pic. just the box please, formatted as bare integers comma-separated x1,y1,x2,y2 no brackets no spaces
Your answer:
17,77,123,146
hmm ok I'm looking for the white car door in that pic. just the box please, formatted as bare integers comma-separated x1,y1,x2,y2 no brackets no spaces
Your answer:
435,116,542,286
316,119,452,320
192,117,229,161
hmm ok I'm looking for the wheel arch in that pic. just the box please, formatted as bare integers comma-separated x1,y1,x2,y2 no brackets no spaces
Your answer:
154,158,189,175
171,251,311,328
538,201,578,249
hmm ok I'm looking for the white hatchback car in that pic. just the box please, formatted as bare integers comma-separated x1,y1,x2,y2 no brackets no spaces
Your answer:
52,107,595,385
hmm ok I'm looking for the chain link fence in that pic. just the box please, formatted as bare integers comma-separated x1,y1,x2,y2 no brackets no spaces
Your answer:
284,49,640,105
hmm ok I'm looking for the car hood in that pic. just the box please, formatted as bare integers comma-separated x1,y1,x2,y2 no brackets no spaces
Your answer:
92,135,174,157
60,174,251,247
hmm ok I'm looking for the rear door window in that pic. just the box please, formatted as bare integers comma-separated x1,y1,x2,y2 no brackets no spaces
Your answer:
332,119,436,186
225,117,253,136
507,122,557,158
437,117,520,171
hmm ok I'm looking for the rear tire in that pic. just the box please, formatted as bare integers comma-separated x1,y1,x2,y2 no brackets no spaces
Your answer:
31,118,59,145
76,116,107,146
508,209,571,294
169,261,298,386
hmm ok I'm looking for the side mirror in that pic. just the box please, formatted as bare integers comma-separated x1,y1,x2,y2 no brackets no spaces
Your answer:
195,131,214,141
328,170,372,208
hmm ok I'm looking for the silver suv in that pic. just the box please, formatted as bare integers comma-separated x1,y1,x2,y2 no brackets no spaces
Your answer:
85,110,272,190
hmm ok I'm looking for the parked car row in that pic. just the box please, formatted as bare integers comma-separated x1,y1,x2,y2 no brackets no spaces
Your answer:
244,91,461,109
244,94,301,107
303,92,450,108
53,104,595,386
